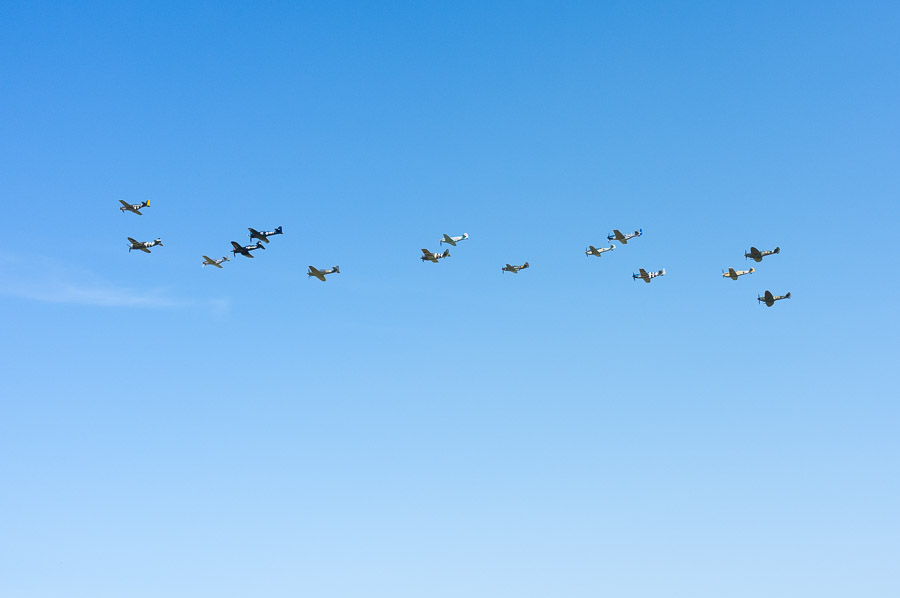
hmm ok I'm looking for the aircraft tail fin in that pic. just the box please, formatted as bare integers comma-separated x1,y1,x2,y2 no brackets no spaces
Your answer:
659,269,665,275
773,246,780,254
333,266,340,274
143,200,150,207
442,249,450,257
275,226,283,234
784,292,791,299
523,262,530,268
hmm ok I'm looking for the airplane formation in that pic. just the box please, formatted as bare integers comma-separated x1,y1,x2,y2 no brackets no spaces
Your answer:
116,201,790,302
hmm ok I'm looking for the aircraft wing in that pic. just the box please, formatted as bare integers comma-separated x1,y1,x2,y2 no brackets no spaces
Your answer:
138,246,151,253
203,255,214,263
421,248,433,256
231,241,243,251
728,268,737,278
127,237,140,245
309,267,326,281
613,229,625,242
119,200,134,210
442,234,456,246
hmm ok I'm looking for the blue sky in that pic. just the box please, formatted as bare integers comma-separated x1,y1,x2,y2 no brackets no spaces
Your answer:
1,2,898,596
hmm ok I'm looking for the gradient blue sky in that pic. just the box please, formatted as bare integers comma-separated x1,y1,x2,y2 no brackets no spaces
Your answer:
1,2,899,596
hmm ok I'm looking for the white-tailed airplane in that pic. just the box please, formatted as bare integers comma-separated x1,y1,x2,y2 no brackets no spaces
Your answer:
758,290,791,307
119,199,150,215
421,248,451,263
440,233,469,246
722,267,754,280
745,246,780,262
127,237,162,253
231,240,266,258
202,255,230,268
502,262,530,274
632,268,665,283
307,265,340,281
248,226,282,243
608,228,642,244
585,244,615,258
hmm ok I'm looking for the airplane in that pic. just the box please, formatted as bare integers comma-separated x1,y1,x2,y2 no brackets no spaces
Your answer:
758,290,791,307
248,226,283,243
608,228,642,244
307,265,340,281
632,268,665,283
421,248,451,263
119,199,150,215
202,255,230,268
745,246,780,262
127,237,162,253
502,262,530,274
722,267,754,280
440,233,469,246
231,240,266,258
585,244,615,258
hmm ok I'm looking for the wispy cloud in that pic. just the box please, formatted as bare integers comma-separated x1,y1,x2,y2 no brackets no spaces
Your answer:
0,252,228,313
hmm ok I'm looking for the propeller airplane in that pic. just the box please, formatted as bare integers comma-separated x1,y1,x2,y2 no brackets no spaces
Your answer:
231,240,266,258
202,255,230,268
586,245,615,258
502,262,530,274
745,246,780,262
633,268,665,283
421,248,451,263
608,228,642,244
119,199,150,215
440,233,469,246
307,265,340,281
722,267,754,280
248,226,283,243
758,290,791,307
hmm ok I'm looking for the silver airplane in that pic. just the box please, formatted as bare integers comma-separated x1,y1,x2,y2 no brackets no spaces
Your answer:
202,255,230,268
608,228,642,244
722,266,754,280
421,248,451,263
440,233,469,246
127,237,163,253
248,226,283,243
231,240,266,258
119,199,150,215
502,261,530,274
758,290,791,307
308,265,340,281
586,244,615,258
745,246,780,262
632,268,665,283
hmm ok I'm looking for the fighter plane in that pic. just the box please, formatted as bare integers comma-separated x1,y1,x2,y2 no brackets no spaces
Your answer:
231,240,266,258
608,229,642,244
722,267,754,280
119,199,150,215
502,262,530,274
127,237,163,253
440,233,469,246
745,246,780,262
632,268,665,283
585,245,615,258
758,290,791,307
248,226,283,244
202,255,230,268
421,248,451,263
307,265,340,281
